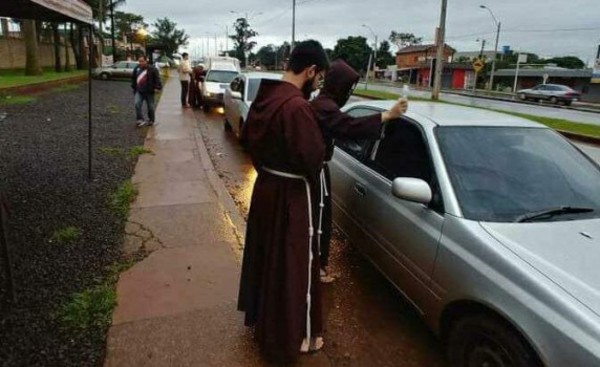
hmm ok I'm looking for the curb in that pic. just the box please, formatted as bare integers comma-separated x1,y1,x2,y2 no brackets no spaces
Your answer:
354,92,600,146
0,74,88,95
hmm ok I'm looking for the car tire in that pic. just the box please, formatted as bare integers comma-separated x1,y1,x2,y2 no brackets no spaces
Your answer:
550,96,558,104
518,93,527,101
446,314,541,367
100,73,109,80
224,117,232,132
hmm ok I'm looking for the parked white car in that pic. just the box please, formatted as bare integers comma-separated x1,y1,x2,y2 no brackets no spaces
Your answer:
200,66,239,110
223,72,283,137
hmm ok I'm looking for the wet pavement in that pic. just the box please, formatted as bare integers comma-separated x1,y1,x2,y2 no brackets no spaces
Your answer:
196,108,446,367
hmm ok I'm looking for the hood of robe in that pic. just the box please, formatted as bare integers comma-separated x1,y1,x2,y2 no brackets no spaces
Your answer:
319,59,360,108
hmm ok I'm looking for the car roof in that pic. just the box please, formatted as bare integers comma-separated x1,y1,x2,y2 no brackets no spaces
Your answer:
344,100,545,128
242,72,283,80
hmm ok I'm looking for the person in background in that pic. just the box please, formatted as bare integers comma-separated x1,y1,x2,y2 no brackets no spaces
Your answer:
131,55,162,127
178,52,193,107
189,63,205,108
311,59,408,283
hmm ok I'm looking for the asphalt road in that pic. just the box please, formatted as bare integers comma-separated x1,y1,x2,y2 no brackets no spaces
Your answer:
196,108,445,367
359,83,600,126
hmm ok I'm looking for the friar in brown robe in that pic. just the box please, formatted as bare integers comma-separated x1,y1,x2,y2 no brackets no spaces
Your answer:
311,59,408,282
237,40,330,363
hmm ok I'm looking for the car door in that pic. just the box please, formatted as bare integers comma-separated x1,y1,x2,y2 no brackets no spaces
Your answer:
232,78,245,135
333,110,445,311
112,62,126,78
126,62,138,78
224,77,239,126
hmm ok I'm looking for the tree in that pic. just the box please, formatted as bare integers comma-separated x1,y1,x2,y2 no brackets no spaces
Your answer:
229,18,258,67
151,17,189,56
114,11,145,42
542,56,585,69
331,36,372,73
389,31,422,50
23,20,42,76
376,40,395,68
52,23,62,72
64,24,72,71
256,45,277,69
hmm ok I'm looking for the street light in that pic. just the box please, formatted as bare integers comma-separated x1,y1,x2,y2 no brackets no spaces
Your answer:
480,4,501,90
136,27,149,56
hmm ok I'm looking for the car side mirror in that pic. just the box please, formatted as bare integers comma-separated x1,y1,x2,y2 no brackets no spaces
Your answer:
231,91,242,100
391,177,432,205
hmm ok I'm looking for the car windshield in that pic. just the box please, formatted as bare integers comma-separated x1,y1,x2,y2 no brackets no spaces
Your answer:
436,126,600,222
206,70,238,83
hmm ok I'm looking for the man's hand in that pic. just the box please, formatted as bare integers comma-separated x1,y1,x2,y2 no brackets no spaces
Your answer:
382,98,408,122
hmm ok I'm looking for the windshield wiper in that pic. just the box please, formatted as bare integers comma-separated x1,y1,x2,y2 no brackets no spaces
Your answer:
515,206,595,223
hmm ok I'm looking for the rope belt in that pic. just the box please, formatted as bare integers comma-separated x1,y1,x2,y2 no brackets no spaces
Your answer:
261,166,327,342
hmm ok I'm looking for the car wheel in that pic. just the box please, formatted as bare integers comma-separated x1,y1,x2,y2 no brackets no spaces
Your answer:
518,93,527,101
100,73,109,80
565,100,572,106
224,117,232,132
550,96,558,104
446,314,541,367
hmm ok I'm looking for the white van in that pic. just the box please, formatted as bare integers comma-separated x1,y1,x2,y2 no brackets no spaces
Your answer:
200,58,241,109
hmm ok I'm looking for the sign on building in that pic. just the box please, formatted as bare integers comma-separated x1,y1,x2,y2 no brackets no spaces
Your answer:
102,55,114,67
592,44,600,84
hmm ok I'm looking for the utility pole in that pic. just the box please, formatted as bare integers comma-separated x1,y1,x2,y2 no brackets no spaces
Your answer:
110,1,116,62
292,0,296,50
431,0,448,100
480,5,501,91
226,25,229,56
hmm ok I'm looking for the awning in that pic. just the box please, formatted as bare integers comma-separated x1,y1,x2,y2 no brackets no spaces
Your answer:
0,0,93,24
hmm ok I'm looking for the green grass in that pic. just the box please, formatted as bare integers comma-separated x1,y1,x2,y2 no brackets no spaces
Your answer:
50,83,81,93
0,94,37,105
354,89,600,138
128,146,153,159
55,259,136,330
0,70,87,89
110,180,138,218
99,147,125,157
50,226,82,244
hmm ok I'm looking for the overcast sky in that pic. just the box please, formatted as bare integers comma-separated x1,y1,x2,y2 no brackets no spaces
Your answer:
123,0,600,65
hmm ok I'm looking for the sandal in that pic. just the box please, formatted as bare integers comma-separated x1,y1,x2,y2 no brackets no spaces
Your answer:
300,337,324,353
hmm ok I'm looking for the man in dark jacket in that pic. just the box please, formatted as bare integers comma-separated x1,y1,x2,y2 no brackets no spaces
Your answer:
311,59,407,282
131,55,162,127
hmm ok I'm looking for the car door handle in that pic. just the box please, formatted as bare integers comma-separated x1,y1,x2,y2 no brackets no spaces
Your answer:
354,183,367,197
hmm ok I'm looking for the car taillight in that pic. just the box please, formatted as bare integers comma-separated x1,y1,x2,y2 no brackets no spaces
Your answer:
564,92,580,97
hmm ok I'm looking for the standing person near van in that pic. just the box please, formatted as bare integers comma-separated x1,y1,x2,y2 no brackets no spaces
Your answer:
178,52,193,107
311,59,408,283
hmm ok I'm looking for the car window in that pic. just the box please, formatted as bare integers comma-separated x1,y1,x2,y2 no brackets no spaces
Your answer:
246,79,264,102
436,127,600,222
335,108,379,160
127,63,138,69
206,70,238,83
114,62,128,69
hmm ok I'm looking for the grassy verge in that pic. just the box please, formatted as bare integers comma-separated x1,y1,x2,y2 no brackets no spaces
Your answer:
128,145,153,159
110,180,139,218
0,94,37,105
50,226,82,244
55,260,135,330
0,70,87,89
354,89,600,138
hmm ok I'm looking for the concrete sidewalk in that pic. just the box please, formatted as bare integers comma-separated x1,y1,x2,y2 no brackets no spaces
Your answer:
104,75,329,366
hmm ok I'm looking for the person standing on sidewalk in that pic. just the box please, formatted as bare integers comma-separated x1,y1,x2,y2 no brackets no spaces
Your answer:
131,55,162,127
178,53,193,107
237,40,329,363
311,59,408,283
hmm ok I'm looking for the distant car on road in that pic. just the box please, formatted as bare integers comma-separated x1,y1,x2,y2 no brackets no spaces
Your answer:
331,100,600,367
223,72,282,137
517,84,581,105
93,61,138,80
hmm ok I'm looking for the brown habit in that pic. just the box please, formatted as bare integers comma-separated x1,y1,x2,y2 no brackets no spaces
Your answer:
237,79,326,363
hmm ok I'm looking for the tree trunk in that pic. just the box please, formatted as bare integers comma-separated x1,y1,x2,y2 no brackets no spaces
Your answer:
64,24,72,72
79,25,89,70
23,20,42,76
52,23,62,72
71,23,82,69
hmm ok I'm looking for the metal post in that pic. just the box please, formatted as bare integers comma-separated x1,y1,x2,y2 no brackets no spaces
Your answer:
225,26,229,56
374,35,378,79
364,52,373,90
513,55,521,94
110,2,116,62
88,25,93,180
490,22,501,90
292,0,296,50
432,0,448,100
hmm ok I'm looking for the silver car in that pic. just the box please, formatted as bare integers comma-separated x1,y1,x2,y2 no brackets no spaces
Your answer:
223,72,282,138
93,61,138,80
331,100,600,366
517,84,581,106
